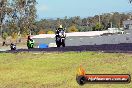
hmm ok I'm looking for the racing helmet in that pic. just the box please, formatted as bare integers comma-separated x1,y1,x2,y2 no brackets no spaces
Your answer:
59,25,63,29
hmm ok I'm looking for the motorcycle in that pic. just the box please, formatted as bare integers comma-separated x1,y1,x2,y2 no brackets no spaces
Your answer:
27,39,35,49
10,43,16,50
56,30,66,47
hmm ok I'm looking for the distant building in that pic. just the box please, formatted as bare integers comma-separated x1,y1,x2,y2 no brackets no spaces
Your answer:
123,20,132,30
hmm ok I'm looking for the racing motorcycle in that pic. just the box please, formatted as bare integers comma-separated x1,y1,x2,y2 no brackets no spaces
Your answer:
10,43,16,50
56,29,66,47
27,39,35,49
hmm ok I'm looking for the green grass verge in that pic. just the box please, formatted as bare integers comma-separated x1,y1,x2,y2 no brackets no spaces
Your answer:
0,52,132,88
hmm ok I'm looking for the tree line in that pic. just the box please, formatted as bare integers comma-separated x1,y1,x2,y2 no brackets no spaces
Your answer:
35,12,132,34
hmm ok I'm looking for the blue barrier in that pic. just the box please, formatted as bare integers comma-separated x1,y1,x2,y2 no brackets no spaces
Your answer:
38,44,48,49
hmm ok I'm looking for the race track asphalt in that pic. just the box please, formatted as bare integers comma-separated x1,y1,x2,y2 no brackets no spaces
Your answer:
1,43,132,53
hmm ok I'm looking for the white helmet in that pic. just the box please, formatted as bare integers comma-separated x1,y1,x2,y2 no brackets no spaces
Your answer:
59,25,63,28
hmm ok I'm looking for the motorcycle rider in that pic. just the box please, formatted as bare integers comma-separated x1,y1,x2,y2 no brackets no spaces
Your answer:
27,35,35,49
10,43,16,50
55,25,66,39
55,25,66,47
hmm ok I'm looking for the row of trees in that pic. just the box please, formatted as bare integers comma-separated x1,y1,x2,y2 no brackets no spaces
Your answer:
34,12,132,34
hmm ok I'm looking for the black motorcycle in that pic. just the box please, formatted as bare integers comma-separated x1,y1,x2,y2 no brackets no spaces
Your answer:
10,43,16,50
56,29,66,47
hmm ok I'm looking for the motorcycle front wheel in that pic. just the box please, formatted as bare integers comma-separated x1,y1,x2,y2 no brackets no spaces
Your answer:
62,39,65,47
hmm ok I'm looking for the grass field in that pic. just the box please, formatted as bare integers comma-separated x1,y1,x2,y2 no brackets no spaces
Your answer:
0,52,132,88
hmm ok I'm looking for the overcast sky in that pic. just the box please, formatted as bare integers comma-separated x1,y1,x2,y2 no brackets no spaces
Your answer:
36,0,132,19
